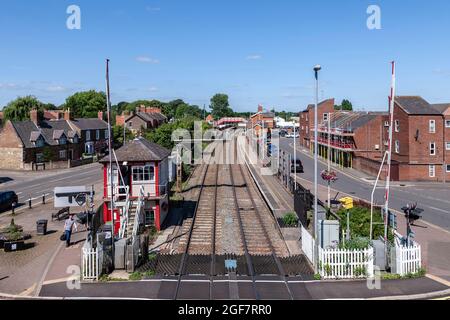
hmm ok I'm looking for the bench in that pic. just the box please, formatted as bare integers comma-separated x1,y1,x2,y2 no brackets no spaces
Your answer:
52,207,70,221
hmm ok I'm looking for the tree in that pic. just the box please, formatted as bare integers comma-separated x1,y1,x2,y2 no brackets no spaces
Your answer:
175,103,202,120
335,99,353,111
112,125,134,148
210,94,233,119
63,90,106,118
3,96,44,121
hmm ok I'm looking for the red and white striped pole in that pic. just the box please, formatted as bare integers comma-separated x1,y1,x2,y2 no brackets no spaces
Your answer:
384,61,396,244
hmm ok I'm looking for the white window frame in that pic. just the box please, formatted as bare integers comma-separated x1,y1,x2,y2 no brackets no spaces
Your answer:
395,140,400,154
429,120,436,133
96,129,100,140
85,141,94,154
429,165,436,178
430,142,436,156
323,113,329,122
105,129,109,139
446,120,450,128
86,130,91,141
59,150,67,159
394,120,400,133
132,165,155,182
446,142,450,151
446,164,450,173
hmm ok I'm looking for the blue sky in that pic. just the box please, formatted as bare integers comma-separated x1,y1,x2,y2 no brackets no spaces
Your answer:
1,0,450,112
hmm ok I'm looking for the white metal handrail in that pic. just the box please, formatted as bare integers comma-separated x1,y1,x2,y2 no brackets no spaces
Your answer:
118,186,131,239
132,185,145,237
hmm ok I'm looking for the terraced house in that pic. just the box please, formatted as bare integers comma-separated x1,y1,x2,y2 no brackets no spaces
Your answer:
302,96,450,182
0,109,108,170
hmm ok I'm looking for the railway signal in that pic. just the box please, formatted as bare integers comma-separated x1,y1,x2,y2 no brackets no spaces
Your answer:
401,203,423,247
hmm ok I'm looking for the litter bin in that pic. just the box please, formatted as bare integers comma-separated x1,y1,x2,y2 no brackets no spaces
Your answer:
36,219,48,235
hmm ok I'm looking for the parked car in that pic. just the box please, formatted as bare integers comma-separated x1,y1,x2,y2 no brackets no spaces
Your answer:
0,191,18,212
291,159,304,173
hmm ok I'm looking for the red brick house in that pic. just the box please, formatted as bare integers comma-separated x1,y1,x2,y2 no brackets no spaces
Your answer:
116,106,167,135
391,96,447,182
299,99,335,149
100,137,171,234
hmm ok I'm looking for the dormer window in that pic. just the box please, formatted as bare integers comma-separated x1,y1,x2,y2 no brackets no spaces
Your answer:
59,136,67,145
35,137,45,148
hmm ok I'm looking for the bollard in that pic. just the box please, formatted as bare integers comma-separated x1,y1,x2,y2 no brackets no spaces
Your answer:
12,203,15,215
29,198,32,209
42,194,45,205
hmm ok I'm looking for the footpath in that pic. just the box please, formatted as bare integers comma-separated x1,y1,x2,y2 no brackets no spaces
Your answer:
290,143,450,284
0,181,103,297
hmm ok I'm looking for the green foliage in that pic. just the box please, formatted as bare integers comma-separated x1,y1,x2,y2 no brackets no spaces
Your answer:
282,212,299,227
42,146,55,162
63,90,106,118
112,125,133,147
144,117,210,150
210,93,234,119
340,237,371,250
129,272,143,281
354,266,368,277
313,273,321,280
3,96,44,121
334,99,353,111
336,206,390,241
144,270,155,278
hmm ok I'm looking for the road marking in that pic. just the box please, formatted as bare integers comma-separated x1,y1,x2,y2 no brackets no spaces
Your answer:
35,241,65,297
295,175,450,236
426,274,450,287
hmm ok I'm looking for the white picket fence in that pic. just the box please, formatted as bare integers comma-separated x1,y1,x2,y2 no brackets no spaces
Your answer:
82,242,100,281
318,247,374,279
395,239,421,276
301,226,315,264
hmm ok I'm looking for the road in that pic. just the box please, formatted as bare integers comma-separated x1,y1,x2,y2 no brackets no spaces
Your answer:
0,163,103,207
279,138,450,231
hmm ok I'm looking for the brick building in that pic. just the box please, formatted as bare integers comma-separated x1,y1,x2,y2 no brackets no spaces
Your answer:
0,109,108,170
248,105,275,136
0,110,82,170
304,96,450,182
116,106,167,135
299,98,335,149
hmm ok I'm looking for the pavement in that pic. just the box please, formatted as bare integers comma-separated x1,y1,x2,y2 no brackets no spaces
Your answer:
0,174,104,297
279,138,450,231
0,163,103,213
36,275,450,300
279,138,450,283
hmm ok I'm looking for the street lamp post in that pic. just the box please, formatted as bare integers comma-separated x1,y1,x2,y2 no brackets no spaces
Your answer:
313,65,321,273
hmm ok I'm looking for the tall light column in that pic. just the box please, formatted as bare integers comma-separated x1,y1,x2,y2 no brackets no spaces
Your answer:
313,65,321,273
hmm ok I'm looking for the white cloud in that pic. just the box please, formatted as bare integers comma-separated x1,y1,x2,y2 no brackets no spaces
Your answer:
45,85,67,92
149,86,158,92
246,55,262,60
136,56,160,64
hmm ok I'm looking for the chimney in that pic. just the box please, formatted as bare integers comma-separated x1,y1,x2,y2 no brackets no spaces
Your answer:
98,111,104,121
136,107,140,114
30,109,39,125
64,109,73,121
258,105,263,113
140,105,146,113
